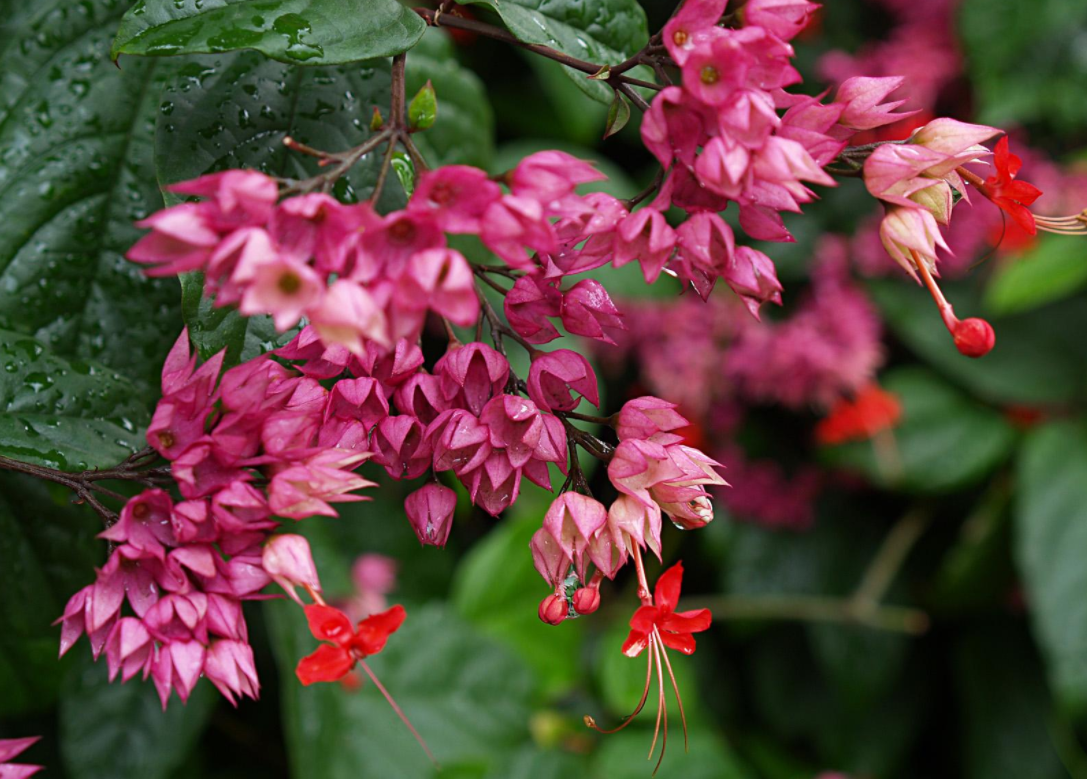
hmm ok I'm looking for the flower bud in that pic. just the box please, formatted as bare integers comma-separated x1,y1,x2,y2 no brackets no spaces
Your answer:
262,534,321,605
572,587,600,615
538,594,568,626
404,483,457,547
952,317,995,358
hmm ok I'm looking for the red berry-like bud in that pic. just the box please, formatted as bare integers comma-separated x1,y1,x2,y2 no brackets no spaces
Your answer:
953,317,995,358
572,587,600,615
538,594,568,625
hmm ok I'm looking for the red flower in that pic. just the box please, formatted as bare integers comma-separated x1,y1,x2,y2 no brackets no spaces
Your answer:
982,136,1042,235
815,383,903,446
621,562,711,657
296,604,406,685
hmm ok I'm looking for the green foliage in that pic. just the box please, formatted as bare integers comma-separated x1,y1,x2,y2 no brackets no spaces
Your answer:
985,235,1087,315
821,367,1017,493
461,0,650,103
1016,421,1087,716
267,601,536,778
113,0,426,65
59,654,218,779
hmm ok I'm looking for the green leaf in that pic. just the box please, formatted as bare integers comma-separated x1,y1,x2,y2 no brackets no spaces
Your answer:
392,152,416,198
462,0,650,104
1015,420,1087,716
179,271,293,366
869,278,1087,405
452,487,584,697
960,0,1087,136
985,234,1087,315
820,367,1017,493
60,654,218,779
604,91,631,138
0,0,182,395
0,329,149,470
405,29,494,169
955,624,1065,779
408,80,437,132
267,601,535,777
112,0,425,65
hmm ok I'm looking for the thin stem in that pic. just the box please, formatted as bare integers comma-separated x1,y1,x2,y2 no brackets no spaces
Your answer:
852,508,931,609
357,659,438,768
631,544,654,606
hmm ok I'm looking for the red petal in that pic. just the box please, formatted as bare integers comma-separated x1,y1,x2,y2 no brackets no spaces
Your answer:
353,604,406,656
296,644,354,685
1004,180,1043,206
659,630,697,655
1003,201,1038,236
654,562,684,613
621,629,650,657
304,604,354,646
660,607,712,634
629,605,660,633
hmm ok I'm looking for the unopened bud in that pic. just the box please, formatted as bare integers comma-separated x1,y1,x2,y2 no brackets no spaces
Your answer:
572,587,600,615
538,594,568,626
370,107,384,131
953,317,995,358
262,534,321,605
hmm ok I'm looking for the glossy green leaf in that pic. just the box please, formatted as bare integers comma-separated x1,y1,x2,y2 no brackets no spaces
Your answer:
0,0,182,395
112,0,426,65
985,234,1087,315
960,0,1087,135
404,29,494,169
1015,421,1087,716
820,367,1017,493
955,625,1065,779
462,0,650,104
267,601,535,778
869,279,1087,405
0,329,149,470
408,80,437,132
452,486,583,697
60,654,218,779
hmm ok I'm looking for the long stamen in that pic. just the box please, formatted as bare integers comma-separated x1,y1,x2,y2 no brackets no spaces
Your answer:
585,647,656,734
357,659,439,768
655,629,690,753
649,634,669,775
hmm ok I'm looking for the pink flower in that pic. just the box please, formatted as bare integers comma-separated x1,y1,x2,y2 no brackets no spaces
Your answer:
167,170,278,230
262,534,322,605
392,373,446,425
271,193,374,274
676,211,736,278
357,210,445,281
398,247,479,328
204,639,260,706
879,204,950,279
238,256,324,331
510,150,605,205
724,246,784,318
0,737,43,779
681,33,752,106
641,87,710,167
541,493,611,580
308,279,390,354
504,276,562,344
98,489,177,561
616,397,690,444
267,449,375,519
527,350,600,412
104,618,154,683
437,342,510,415
833,76,915,131
462,450,523,516
372,415,432,480
428,409,492,476
744,0,819,41
404,483,458,547
481,195,557,268
663,0,727,65
409,165,503,233
560,279,625,345
614,208,676,284
608,495,663,560
127,203,220,276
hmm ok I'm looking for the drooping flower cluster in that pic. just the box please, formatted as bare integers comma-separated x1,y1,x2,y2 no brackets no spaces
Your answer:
57,331,377,707
0,737,42,779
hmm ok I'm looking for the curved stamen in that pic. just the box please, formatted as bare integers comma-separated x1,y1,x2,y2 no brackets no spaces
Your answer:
649,634,669,775
655,628,690,753
584,647,656,734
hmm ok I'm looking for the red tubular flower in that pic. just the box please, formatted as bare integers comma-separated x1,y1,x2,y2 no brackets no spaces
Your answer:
296,604,406,685
981,137,1042,235
621,563,712,657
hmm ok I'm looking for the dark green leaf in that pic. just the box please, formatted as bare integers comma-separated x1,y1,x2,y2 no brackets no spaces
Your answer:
960,0,1087,135
408,80,437,132
821,367,1017,493
452,487,584,697
179,271,293,366
985,235,1087,315
1015,420,1087,715
405,29,494,169
955,624,1065,779
112,0,425,65
60,654,218,779
462,0,650,104
0,329,149,470
604,91,631,138
591,728,754,779
870,278,1087,405
267,601,535,778
0,0,182,394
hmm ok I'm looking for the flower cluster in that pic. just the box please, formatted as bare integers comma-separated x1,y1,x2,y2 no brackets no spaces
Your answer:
57,331,377,707
0,737,42,779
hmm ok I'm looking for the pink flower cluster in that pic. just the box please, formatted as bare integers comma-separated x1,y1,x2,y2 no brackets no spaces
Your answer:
57,331,376,707
532,398,726,621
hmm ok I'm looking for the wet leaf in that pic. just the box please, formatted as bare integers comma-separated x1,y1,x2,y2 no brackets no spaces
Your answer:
112,0,425,65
